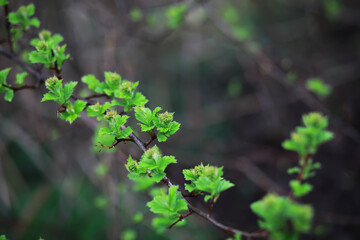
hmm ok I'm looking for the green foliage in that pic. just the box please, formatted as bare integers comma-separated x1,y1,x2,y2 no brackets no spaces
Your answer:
0,0,8,6
227,77,243,98
135,106,180,141
290,180,313,197
29,30,70,69
130,8,142,22
126,146,177,183
98,111,132,140
59,100,86,124
306,78,332,98
8,3,40,49
132,212,144,223
153,111,181,142
121,229,137,240
323,0,341,20
0,235,8,240
183,163,234,202
82,72,148,112
86,102,111,120
94,196,108,209
226,233,242,240
94,162,108,177
0,68,14,102
134,106,162,132
41,76,86,123
15,72,27,85
282,112,334,156
147,185,188,232
251,193,313,240
166,3,188,29
8,4,39,28
42,76,76,104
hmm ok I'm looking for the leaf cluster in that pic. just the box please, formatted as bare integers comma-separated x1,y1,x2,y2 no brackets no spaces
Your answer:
183,163,234,202
135,106,180,142
126,146,176,183
98,111,132,139
82,72,148,111
42,76,86,123
306,78,332,98
166,3,188,29
147,186,188,233
8,4,40,49
29,30,70,69
282,112,334,156
0,68,13,102
251,193,313,240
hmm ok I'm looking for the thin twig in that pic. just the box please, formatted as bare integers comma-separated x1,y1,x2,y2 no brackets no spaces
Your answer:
168,210,193,229
2,83,38,91
3,5,13,52
0,46,44,85
208,197,215,216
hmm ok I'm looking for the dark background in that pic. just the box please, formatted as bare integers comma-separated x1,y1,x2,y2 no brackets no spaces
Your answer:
0,0,360,239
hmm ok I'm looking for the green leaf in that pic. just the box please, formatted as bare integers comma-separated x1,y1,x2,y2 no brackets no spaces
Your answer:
15,72,28,85
0,68,11,85
82,74,104,93
282,112,333,156
104,72,121,90
59,100,86,124
251,193,313,240
0,0,8,6
86,102,111,120
4,89,14,102
290,180,313,197
130,8,142,22
183,164,234,202
166,3,188,29
63,81,77,100
0,235,8,240
95,162,108,177
287,167,301,175
147,185,188,214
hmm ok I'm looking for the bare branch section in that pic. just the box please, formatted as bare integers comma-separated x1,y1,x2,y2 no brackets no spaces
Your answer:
0,42,267,239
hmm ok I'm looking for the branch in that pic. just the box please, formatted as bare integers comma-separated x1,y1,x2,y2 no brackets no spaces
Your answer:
3,5,12,52
0,46,44,85
168,210,193,229
2,83,38,91
0,43,267,240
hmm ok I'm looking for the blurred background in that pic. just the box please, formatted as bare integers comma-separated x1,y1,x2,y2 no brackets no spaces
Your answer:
1,0,360,239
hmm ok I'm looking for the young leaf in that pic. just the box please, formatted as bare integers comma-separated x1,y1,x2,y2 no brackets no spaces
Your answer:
15,72,28,85
183,164,234,202
251,193,313,240
59,100,86,124
86,102,111,120
147,185,188,215
0,68,14,102
290,180,313,197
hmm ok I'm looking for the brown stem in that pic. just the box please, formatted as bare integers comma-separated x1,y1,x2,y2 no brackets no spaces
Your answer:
208,197,215,216
56,104,66,118
3,5,13,52
2,84,38,91
288,154,312,198
0,46,44,85
145,132,157,147
168,210,193,229
296,154,312,182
